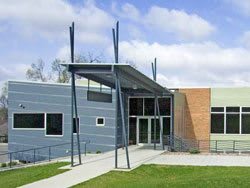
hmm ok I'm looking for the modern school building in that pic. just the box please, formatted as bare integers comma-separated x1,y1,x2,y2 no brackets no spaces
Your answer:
7,64,250,162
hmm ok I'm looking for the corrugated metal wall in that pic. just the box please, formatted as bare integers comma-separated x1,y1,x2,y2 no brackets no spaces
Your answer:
8,81,116,161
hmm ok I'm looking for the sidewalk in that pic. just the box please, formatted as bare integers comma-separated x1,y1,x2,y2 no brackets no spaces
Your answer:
21,146,164,188
146,153,250,166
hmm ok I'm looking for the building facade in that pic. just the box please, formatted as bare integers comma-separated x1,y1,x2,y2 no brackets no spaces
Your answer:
8,80,250,161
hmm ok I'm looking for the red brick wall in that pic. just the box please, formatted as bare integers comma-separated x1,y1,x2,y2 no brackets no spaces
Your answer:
179,88,210,141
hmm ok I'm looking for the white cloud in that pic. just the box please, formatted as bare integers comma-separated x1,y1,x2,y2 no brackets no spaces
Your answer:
0,63,29,82
113,3,140,22
145,6,215,40
0,0,114,44
226,0,250,16
56,45,70,60
112,40,250,87
239,31,250,48
113,3,215,40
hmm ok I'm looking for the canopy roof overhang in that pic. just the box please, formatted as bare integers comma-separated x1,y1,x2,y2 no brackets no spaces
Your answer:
62,63,173,96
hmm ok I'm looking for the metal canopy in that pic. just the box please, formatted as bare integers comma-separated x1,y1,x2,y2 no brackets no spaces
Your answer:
62,63,172,96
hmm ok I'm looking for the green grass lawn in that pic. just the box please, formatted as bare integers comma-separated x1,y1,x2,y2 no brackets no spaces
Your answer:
73,164,250,188
0,162,69,188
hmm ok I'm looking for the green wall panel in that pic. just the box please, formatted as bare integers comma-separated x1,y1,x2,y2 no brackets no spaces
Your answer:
211,87,250,106
210,134,250,141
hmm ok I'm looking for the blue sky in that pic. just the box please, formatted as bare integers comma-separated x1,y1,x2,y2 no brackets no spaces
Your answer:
1,0,250,88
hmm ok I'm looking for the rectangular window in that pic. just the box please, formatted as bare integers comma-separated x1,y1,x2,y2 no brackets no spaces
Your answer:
226,114,240,134
242,107,250,112
144,98,155,116
242,114,250,134
211,114,224,133
211,107,224,112
226,107,240,113
96,117,105,126
73,118,80,134
46,113,63,136
158,98,171,116
13,113,44,129
129,98,143,116
129,117,137,145
163,117,171,135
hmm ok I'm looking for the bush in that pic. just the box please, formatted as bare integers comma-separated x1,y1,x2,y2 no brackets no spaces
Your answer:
1,163,7,167
3,134,8,143
189,148,200,154
96,151,101,154
8,161,18,167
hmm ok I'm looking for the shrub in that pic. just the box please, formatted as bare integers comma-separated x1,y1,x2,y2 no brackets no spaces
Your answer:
3,134,8,143
8,161,18,167
96,150,101,154
189,148,200,154
1,163,7,167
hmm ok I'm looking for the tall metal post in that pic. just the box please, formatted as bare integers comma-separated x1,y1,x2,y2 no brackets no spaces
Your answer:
112,22,119,168
114,74,118,168
69,22,81,166
156,97,165,150
151,60,157,150
117,78,130,169
71,79,74,166
72,75,81,164
70,25,74,167
170,94,175,150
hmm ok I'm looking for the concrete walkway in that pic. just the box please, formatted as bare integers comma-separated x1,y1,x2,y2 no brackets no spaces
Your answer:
146,153,250,166
21,146,164,188
0,143,8,163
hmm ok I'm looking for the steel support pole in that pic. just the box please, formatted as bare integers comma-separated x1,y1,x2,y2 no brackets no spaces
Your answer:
71,72,74,167
70,23,74,167
154,96,157,150
170,94,175,150
151,59,157,150
156,97,164,150
117,77,130,169
72,74,81,164
112,24,118,168
114,76,118,168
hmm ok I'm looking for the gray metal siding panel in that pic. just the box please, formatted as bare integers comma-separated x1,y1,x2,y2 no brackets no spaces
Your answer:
8,81,116,161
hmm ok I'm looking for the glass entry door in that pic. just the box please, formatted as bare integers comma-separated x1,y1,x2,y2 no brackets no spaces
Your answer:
137,117,161,145
138,118,148,143
151,119,160,144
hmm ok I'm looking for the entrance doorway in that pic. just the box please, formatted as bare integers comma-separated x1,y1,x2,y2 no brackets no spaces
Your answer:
128,96,172,146
137,117,161,145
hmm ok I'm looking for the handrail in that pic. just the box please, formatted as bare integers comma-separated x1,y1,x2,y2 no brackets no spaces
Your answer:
0,139,90,168
167,135,250,153
0,140,90,156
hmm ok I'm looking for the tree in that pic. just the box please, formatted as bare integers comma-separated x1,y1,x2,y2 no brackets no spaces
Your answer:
74,52,103,63
0,82,7,109
26,53,104,84
26,59,48,82
51,59,70,83
0,82,8,123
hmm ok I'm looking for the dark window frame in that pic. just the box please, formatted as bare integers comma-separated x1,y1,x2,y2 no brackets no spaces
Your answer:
13,113,45,129
46,113,63,136
241,113,250,134
211,107,224,113
73,117,80,134
96,117,105,126
226,113,240,134
129,98,143,116
211,113,225,134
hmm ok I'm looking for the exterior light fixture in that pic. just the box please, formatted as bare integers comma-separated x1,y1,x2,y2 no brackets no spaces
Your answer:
19,104,25,109
132,84,138,90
